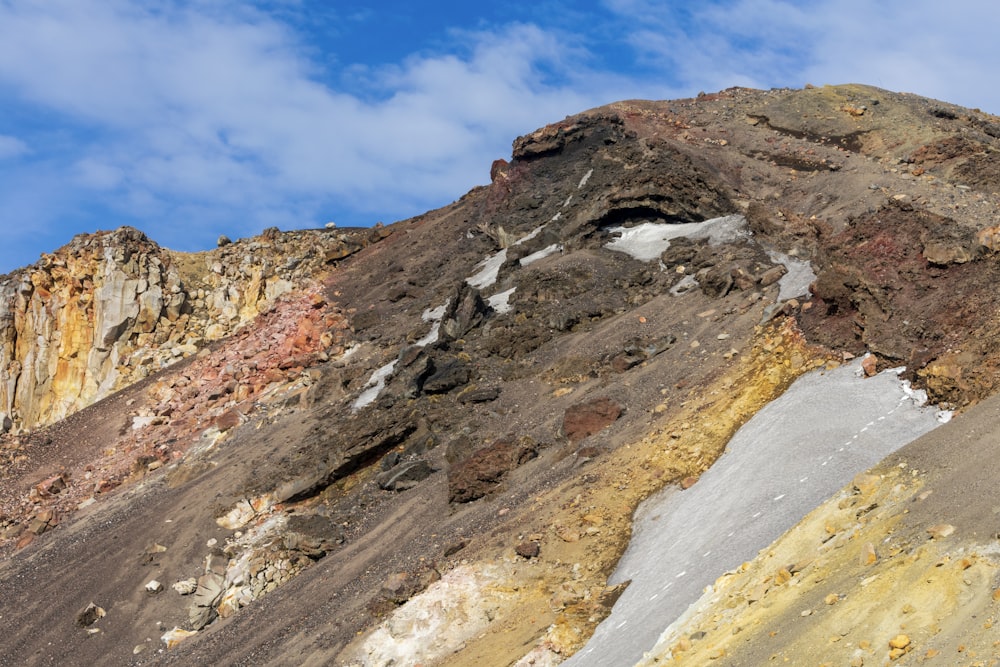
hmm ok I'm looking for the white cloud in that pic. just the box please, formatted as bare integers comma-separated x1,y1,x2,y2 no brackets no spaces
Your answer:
0,1,638,261
0,135,29,160
607,0,1000,112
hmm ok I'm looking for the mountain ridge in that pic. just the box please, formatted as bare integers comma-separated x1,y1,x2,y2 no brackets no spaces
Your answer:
2,83,1000,666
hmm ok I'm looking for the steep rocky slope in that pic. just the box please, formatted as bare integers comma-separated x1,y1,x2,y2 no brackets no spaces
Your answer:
4,84,1000,666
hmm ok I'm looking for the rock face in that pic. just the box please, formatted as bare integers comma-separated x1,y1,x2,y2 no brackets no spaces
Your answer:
0,225,385,432
8,84,1000,667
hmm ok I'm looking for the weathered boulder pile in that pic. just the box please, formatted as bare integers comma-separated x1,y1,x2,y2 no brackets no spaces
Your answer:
5,84,1000,667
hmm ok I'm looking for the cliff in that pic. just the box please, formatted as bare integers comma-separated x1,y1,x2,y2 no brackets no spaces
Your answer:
0,225,386,432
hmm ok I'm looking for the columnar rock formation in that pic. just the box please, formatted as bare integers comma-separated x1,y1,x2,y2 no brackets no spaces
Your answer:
0,225,385,432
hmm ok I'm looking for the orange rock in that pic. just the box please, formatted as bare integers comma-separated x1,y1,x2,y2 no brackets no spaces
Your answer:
861,354,877,377
680,476,699,490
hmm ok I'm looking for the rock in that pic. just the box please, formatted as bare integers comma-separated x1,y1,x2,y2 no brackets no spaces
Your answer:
515,541,541,559
680,476,699,489
375,459,435,491
161,627,198,649
562,397,623,444
75,602,106,627
458,387,500,403
852,473,880,496
976,224,1000,253
145,579,163,594
217,235,232,247
926,523,955,539
860,542,878,565
861,354,877,377
448,437,539,503
172,578,198,595
422,358,471,394
190,572,225,629
381,567,441,604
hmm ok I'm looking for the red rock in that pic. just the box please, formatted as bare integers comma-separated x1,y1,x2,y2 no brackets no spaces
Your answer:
680,476,699,489
214,410,241,431
563,397,623,444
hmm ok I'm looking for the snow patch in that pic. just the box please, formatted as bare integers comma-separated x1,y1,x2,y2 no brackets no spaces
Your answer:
578,168,594,189
520,244,563,266
352,360,398,411
422,304,447,322
514,225,545,246
605,215,749,262
466,249,507,289
487,288,516,314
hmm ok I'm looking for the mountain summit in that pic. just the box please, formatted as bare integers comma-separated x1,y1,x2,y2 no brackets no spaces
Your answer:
4,84,1000,665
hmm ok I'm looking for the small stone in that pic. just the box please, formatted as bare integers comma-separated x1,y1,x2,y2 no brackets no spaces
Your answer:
145,579,163,594
800,609,813,617
824,593,839,605
172,578,198,595
680,476,699,490
889,648,905,660
161,627,198,649
515,541,540,559
888,634,910,649
853,473,880,497
926,523,955,539
76,602,106,627
860,542,878,566
861,354,877,377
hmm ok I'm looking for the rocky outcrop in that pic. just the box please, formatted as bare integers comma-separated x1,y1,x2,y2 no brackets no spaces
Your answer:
0,225,385,432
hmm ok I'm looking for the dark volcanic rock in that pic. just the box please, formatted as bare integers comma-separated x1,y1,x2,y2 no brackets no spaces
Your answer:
448,437,539,503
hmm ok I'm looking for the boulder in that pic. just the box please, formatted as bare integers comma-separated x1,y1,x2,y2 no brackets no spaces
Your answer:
563,397,623,444
448,437,539,503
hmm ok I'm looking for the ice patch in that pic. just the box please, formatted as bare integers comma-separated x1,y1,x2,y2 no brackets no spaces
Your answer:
520,244,563,266
605,215,749,262
670,275,699,296
563,195,573,208
352,360,398,411
487,288,516,315
578,168,594,189
766,250,817,301
466,249,507,289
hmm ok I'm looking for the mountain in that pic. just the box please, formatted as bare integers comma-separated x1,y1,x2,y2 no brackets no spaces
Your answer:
3,83,1000,666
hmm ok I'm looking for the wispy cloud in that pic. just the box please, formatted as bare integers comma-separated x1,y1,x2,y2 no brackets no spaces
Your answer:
606,0,1000,110
0,1,652,271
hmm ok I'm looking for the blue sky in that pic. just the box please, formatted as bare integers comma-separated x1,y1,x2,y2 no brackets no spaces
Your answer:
1,0,999,274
